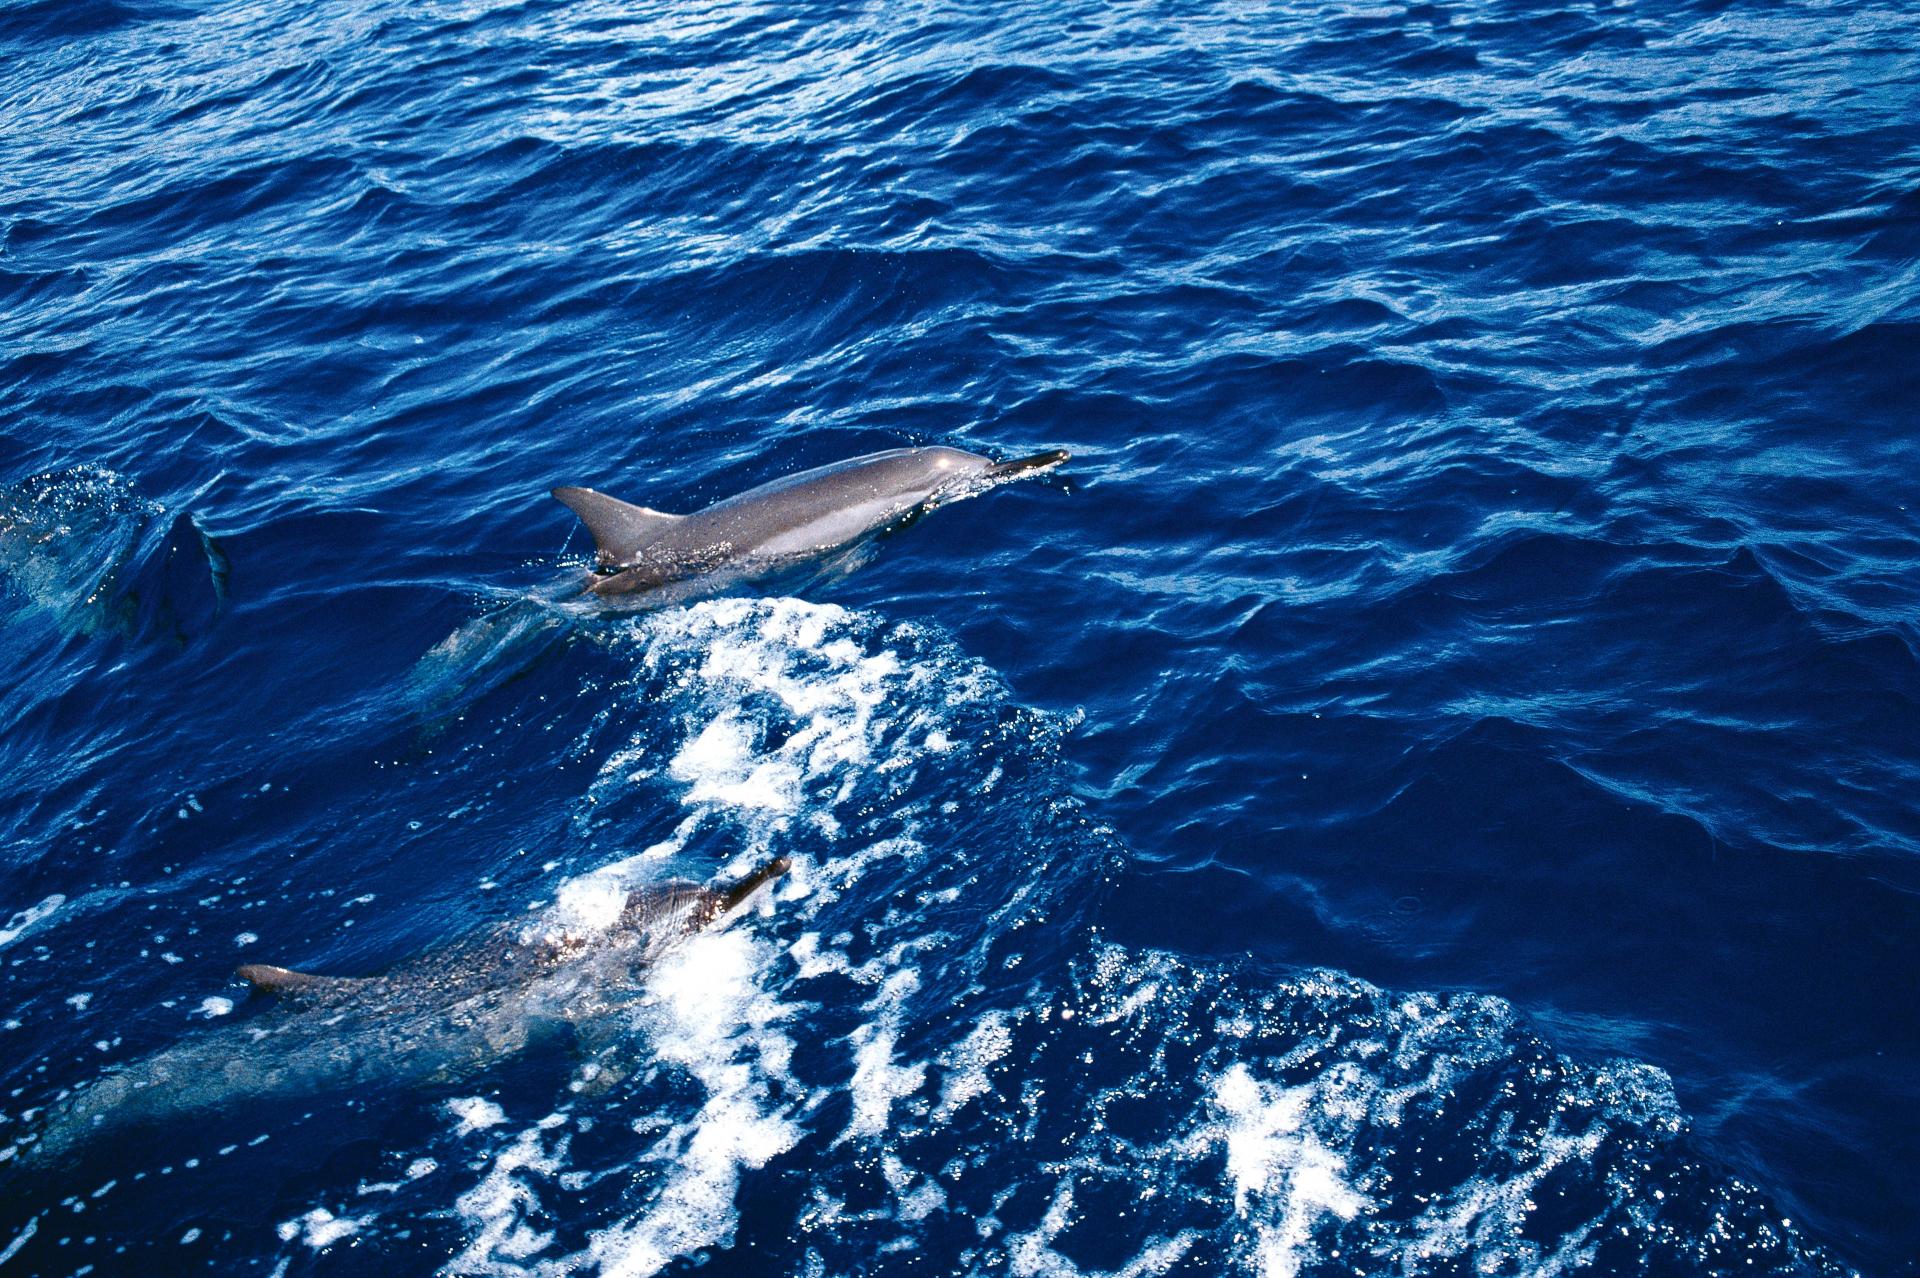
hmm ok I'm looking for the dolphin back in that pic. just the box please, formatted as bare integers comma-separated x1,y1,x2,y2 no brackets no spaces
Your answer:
552,445,1068,598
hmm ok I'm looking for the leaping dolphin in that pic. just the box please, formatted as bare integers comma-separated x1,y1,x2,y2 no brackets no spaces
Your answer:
552,445,1069,596
10,856,790,1173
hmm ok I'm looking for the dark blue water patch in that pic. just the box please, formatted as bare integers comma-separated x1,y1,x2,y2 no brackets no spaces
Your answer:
0,0,190,45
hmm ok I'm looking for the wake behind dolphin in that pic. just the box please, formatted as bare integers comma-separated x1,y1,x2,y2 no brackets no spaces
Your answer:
554,445,1069,598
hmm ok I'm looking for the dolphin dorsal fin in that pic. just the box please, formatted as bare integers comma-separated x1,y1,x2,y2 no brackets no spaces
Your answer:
552,486,683,570
236,963,331,995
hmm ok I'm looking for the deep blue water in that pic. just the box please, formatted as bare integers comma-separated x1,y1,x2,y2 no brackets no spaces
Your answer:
3,0,1919,1273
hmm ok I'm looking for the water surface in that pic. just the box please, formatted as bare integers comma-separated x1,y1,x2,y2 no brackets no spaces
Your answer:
3,0,1918,1273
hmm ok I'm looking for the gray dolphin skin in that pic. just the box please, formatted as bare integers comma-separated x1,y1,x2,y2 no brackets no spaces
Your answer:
13,856,789,1171
553,445,1070,596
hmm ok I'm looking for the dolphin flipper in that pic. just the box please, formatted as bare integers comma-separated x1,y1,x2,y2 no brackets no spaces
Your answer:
552,486,684,569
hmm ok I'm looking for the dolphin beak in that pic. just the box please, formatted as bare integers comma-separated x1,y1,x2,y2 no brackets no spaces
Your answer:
717,855,791,915
987,449,1071,480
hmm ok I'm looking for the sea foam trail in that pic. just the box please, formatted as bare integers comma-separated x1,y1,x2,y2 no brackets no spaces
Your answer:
254,597,1097,1275
250,599,1838,1278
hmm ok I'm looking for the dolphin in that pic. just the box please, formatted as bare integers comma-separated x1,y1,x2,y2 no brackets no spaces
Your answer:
552,445,1069,596
8,856,790,1173
0,465,228,645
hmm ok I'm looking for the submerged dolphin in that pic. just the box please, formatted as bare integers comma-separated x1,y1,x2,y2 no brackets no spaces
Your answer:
11,856,789,1171
552,445,1069,596
0,466,228,645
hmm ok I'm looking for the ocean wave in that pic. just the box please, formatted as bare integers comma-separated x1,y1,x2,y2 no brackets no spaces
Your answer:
4,0,1918,1267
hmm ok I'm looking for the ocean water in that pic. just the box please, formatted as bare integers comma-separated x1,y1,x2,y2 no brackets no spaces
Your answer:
2,0,1918,1273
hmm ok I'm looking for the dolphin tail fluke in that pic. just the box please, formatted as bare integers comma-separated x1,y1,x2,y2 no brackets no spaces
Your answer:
986,449,1070,480
552,486,684,570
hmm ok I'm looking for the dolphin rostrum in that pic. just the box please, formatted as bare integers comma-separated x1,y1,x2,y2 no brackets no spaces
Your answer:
10,856,790,1173
552,445,1069,596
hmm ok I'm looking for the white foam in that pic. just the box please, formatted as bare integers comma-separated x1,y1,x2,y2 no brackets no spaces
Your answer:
843,968,926,1141
846,1022,922,1141
550,873,630,937
669,713,803,813
429,597,991,1272
1006,1182,1199,1278
197,996,234,1018
1205,1064,1369,1278
442,923,802,1277
568,929,800,1277
787,932,845,981
445,1125,563,1269
602,599,994,853
585,1087,796,1277
447,1097,507,1134
1064,946,1830,1277
881,1152,946,1223
935,1009,1013,1121
386,595,1783,1276
1398,1058,1680,1276
276,1207,364,1250
0,894,64,949
0,1216,37,1266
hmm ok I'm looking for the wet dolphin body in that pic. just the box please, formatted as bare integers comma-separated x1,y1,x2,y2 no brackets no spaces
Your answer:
553,445,1069,596
11,857,790,1172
